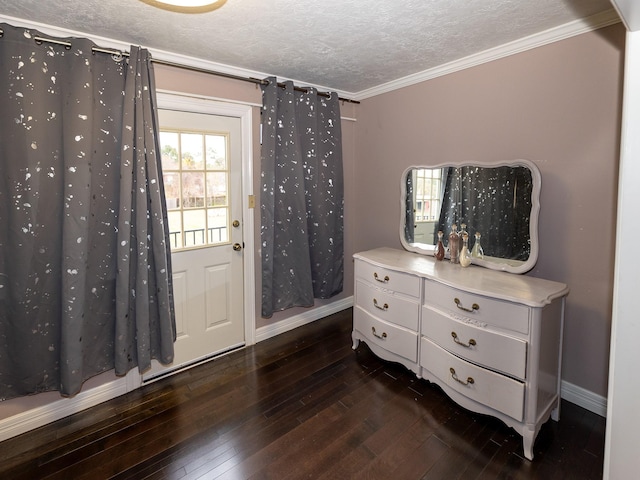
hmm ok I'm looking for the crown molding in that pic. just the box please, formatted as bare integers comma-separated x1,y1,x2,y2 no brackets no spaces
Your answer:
0,13,354,100
0,9,621,103
354,9,622,101
0,13,267,82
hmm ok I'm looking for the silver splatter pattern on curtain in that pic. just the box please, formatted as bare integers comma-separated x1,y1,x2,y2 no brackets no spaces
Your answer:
436,166,533,260
0,23,175,400
260,78,344,318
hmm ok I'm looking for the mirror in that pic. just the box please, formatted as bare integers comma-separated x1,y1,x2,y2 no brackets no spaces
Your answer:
399,159,541,274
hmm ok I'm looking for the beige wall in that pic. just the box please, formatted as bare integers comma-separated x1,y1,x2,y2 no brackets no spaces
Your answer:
354,24,625,397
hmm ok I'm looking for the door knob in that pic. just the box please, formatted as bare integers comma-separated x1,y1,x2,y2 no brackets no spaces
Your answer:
232,243,242,251
232,220,240,228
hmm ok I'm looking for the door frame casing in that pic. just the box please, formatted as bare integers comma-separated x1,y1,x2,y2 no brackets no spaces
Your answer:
156,90,256,347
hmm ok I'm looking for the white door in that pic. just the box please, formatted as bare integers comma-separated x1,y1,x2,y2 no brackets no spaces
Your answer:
144,109,245,381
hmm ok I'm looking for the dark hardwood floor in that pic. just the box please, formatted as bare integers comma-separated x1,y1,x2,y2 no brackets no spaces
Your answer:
0,308,605,479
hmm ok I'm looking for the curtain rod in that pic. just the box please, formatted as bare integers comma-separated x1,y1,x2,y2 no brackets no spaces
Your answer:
153,59,360,104
0,27,360,105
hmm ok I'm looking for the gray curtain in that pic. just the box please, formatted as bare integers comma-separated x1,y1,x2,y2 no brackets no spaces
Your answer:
404,172,415,243
0,23,175,400
260,78,344,318
436,166,532,260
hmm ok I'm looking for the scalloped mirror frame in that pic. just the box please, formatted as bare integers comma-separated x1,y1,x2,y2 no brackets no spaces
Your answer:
399,158,542,274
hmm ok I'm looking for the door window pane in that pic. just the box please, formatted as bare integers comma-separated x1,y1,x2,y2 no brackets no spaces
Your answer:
183,209,207,247
167,211,183,249
160,132,180,170
415,168,443,222
163,172,180,209
208,209,228,243
181,133,204,170
159,128,231,251
182,172,205,208
206,134,227,169
207,172,228,207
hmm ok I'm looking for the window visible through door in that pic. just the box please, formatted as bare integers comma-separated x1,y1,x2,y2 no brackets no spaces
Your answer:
414,167,443,222
160,130,230,250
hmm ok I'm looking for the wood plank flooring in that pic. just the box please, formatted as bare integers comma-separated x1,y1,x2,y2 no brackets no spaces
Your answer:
0,308,605,479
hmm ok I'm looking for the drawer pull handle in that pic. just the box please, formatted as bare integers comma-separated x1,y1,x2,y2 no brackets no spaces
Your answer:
454,298,479,313
450,367,474,386
451,331,477,348
374,272,390,283
373,299,389,311
371,327,387,340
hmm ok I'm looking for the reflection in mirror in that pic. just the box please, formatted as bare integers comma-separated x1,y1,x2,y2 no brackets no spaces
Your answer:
400,160,541,274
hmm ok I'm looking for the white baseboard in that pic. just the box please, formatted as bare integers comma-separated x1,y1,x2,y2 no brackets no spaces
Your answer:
0,370,140,443
0,299,355,443
561,379,608,417
0,299,606,444
255,296,354,343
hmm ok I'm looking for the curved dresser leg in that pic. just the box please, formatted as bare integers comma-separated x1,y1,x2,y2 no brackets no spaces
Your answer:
352,334,360,350
522,428,535,461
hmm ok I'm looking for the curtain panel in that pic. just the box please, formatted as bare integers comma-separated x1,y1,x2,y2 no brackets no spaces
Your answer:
436,166,532,260
404,172,415,244
0,23,175,400
260,78,344,318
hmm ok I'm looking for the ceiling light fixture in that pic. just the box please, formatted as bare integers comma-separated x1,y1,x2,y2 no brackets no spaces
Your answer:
141,0,227,14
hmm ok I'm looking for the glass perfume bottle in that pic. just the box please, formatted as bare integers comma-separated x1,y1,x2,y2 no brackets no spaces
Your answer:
458,223,467,253
434,230,445,261
471,232,484,259
448,224,459,264
459,233,472,267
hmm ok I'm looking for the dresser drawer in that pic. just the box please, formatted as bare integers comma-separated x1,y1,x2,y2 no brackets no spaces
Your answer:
421,337,525,421
422,306,527,380
354,306,418,363
424,279,529,334
356,280,420,331
355,259,420,299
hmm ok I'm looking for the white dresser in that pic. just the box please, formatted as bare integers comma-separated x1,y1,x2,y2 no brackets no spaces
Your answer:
352,247,569,460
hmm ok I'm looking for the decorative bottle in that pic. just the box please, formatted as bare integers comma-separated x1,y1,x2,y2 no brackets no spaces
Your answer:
434,230,445,261
459,233,472,267
458,223,467,254
471,232,484,259
448,224,459,264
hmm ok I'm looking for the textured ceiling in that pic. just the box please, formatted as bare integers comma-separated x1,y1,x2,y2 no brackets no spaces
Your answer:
0,0,615,95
